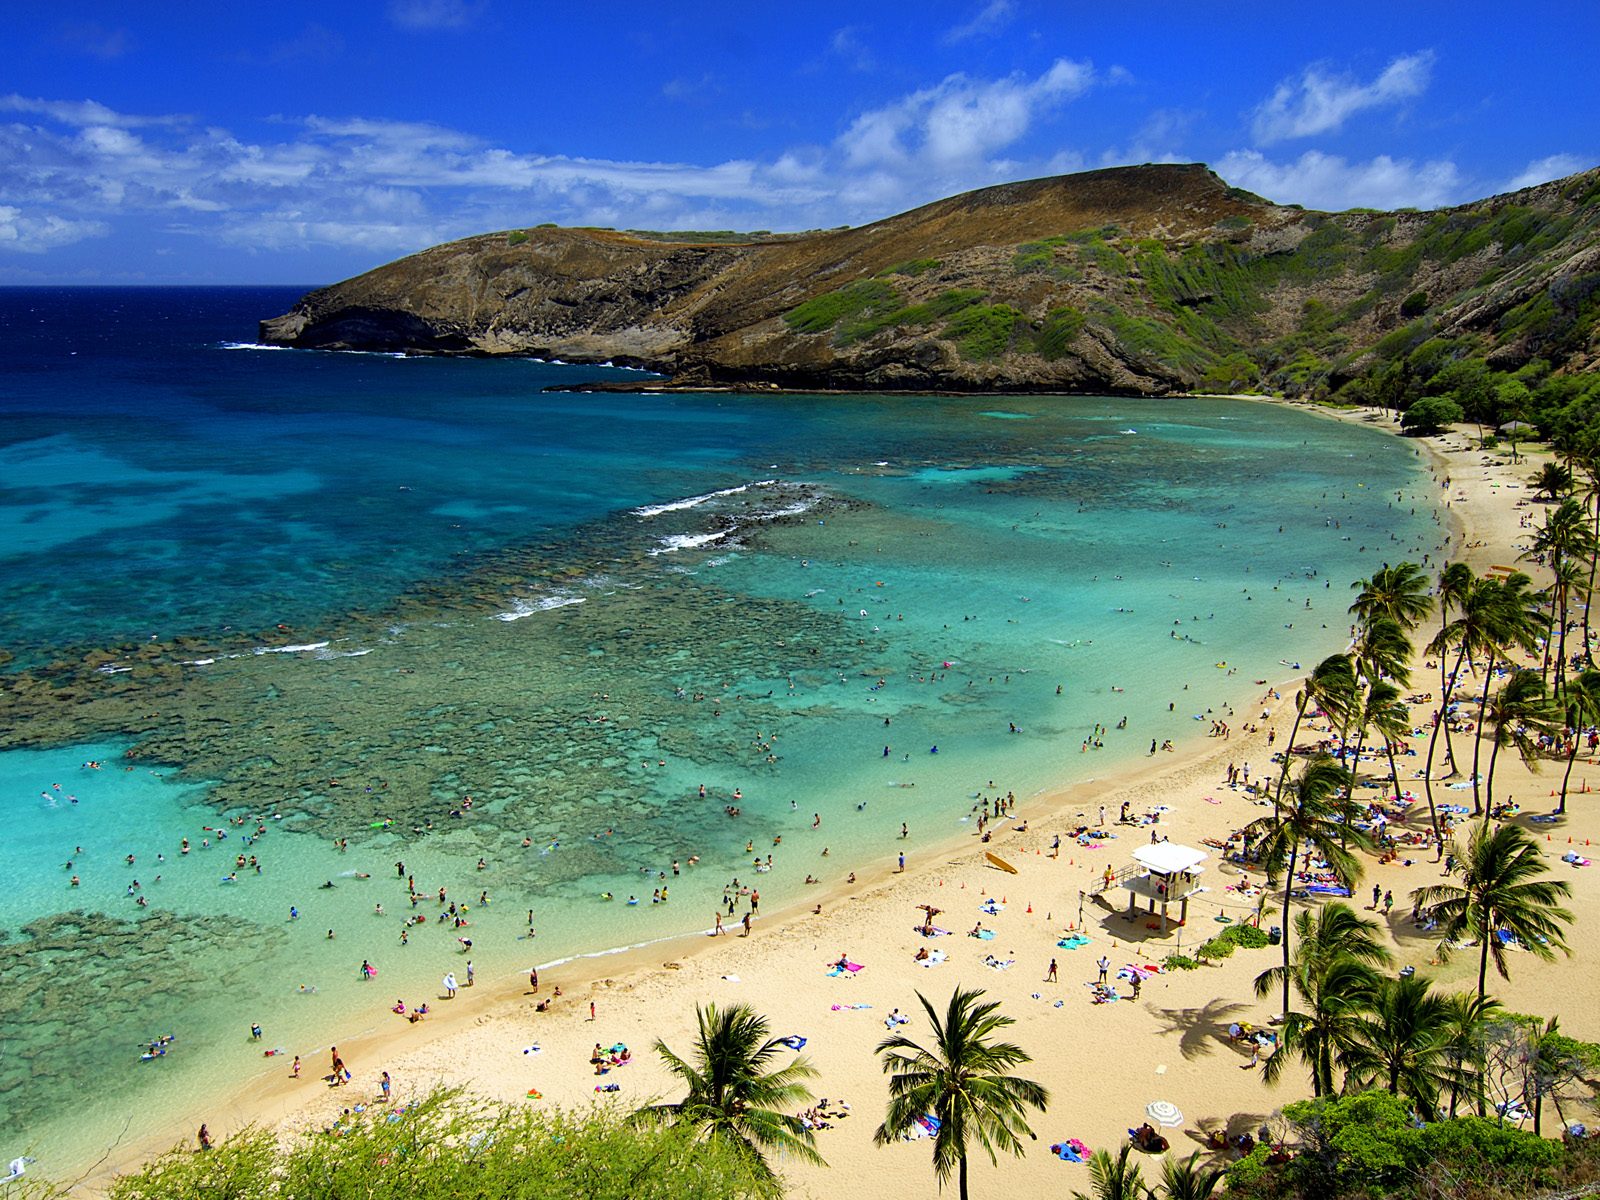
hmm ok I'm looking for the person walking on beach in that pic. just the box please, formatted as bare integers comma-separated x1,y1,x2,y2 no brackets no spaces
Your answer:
1098,805,1106,827
465,961,474,987
588,1000,596,1021
291,1055,301,1079
741,911,752,937
1097,955,1110,983
443,972,457,999
1046,958,1058,982
1371,884,1382,910
529,966,539,992
197,1124,212,1152
380,1071,392,1102
897,852,905,872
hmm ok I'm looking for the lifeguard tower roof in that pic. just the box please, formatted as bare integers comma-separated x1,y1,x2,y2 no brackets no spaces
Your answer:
1131,843,1207,875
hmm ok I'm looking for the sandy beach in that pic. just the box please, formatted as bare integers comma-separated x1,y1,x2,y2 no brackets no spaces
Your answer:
77,400,1600,1197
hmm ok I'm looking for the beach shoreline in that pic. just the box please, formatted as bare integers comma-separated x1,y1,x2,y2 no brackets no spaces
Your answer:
71,397,1593,1197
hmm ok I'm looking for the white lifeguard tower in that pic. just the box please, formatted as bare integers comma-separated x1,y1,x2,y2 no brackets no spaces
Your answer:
1112,843,1209,932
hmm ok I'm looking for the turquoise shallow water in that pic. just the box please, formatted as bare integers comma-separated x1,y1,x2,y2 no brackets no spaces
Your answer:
0,289,1448,1174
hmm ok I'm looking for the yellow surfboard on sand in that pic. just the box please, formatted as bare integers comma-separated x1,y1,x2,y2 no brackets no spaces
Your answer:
985,852,1018,874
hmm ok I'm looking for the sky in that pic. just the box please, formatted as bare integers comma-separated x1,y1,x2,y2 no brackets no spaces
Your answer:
2,1,1595,284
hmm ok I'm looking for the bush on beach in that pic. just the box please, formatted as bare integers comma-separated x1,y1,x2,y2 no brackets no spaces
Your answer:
82,1088,779,1200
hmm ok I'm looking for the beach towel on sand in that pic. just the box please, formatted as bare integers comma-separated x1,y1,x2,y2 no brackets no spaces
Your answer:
826,961,865,977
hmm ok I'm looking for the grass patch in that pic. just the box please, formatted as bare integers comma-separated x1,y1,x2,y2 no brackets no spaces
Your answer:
506,230,529,246
942,304,1025,360
785,281,901,335
1032,306,1086,359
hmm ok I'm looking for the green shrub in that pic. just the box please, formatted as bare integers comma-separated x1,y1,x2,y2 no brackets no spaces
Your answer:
1221,922,1271,949
1163,954,1200,971
941,304,1024,360
1400,395,1464,434
506,230,529,246
1195,936,1235,961
1032,306,1085,359
103,1088,778,1200
785,280,900,335
1400,290,1428,317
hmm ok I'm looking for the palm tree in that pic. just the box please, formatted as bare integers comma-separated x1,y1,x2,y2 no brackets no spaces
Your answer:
1351,561,1434,634
1365,683,1417,820
874,987,1048,1200
1530,461,1573,503
1555,670,1600,813
1246,755,1373,1020
636,1002,824,1188
1156,1151,1225,1200
1270,656,1358,807
1412,823,1573,1007
1469,574,1544,815
1424,573,1503,828
1253,902,1391,1095
1341,974,1457,1114
1072,1145,1146,1200
1524,500,1593,689
1432,562,1477,781
1481,670,1562,819
1439,990,1502,1119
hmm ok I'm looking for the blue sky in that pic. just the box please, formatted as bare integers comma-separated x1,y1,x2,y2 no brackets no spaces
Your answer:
2,1,1595,284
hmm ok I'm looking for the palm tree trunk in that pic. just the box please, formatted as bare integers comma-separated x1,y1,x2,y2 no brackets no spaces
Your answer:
1423,643,1471,855
958,1151,968,1200
1280,840,1299,1021
1558,728,1580,815
1584,498,1600,670
1555,589,1570,693
1274,694,1308,806
1471,649,1498,817
1484,731,1505,825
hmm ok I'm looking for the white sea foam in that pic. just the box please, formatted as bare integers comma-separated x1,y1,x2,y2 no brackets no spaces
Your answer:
218,341,290,352
648,530,729,556
494,595,587,622
633,480,778,518
253,641,330,655
95,664,132,675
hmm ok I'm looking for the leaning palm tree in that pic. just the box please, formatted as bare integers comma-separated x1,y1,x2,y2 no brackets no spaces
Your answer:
635,1001,824,1189
1073,1145,1146,1200
1246,755,1373,1020
1481,670,1562,820
1412,823,1573,1007
1555,670,1600,813
1351,561,1434,635
1365,683,1417,821
1466,573,1544,816
1253,902,1391,1096
1439,989,1502,1119
1271,655,1358,808
874,987,1048,1200
1432,561,1477,785
1156,1151,1226,1200
1341,974,1457,1115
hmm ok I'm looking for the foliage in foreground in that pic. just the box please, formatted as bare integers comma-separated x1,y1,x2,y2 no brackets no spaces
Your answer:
82,1089,781,1200
1225,1089,1595,1200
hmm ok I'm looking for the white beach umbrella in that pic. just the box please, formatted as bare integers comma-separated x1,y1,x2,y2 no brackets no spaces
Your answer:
1146,1099,1184,1127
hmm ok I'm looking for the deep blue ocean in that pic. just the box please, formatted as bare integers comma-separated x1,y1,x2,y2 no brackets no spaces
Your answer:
0,287,1447,1175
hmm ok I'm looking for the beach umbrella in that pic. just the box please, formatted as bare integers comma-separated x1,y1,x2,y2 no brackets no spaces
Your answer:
1146,1099,1184,1127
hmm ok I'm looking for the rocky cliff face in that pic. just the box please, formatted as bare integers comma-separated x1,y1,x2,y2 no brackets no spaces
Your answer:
260,162,1600,396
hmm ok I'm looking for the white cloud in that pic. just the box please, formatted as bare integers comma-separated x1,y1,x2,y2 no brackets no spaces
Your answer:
386,0,483,30
1216,149,1464,211
1252,52,1434,145
840,58,1093,172
0,205,108,252
944,0,1015,44
0,93,185,128
0,68,1100,262
1504,153,1587,192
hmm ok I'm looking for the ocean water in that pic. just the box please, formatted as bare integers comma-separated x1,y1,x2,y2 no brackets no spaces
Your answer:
0,288,1447,1174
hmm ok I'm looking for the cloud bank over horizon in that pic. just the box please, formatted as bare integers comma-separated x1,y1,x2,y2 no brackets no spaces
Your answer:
1,4,1592,282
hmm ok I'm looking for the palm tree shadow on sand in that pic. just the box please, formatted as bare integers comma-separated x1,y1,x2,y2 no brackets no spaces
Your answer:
1146,996,1253,1062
